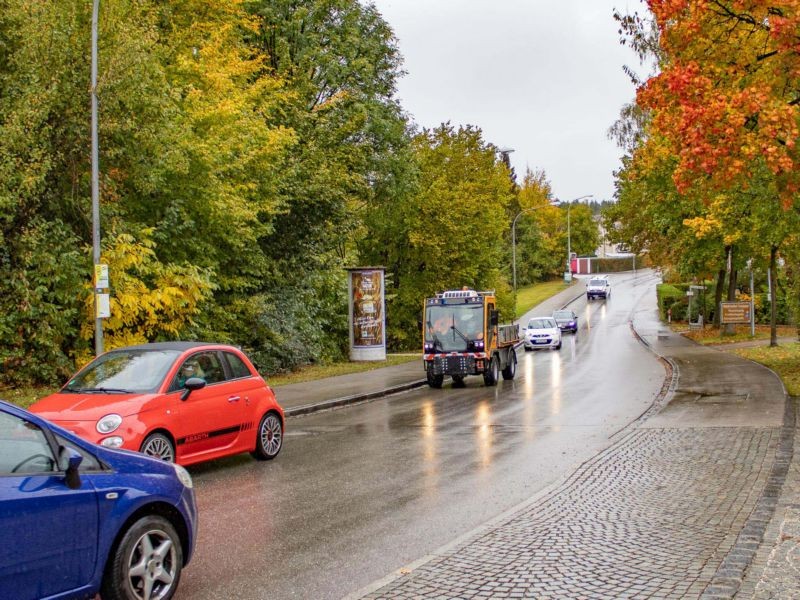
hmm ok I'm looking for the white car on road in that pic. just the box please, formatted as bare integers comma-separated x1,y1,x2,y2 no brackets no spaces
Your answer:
586,275,611,300
523,317,562,351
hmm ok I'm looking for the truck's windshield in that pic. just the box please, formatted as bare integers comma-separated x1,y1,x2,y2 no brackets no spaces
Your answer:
425,304,484,352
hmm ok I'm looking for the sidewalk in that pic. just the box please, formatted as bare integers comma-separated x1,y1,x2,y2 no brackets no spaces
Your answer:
274,279,798,599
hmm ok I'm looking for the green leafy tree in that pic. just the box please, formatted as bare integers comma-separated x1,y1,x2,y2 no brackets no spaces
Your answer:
0,0,187,382
362,123,515,349
561,202,599,260
514,169,559,285
234,0,411,368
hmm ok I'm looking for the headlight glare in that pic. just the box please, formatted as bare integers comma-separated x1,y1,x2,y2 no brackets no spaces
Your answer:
173,464,194,489
96,414,122,434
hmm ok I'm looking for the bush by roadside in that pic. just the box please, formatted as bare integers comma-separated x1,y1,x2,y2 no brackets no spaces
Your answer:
266,354,419,387
657,283,687,321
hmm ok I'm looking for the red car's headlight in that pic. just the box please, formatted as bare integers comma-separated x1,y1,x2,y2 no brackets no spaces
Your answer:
96,413,122,434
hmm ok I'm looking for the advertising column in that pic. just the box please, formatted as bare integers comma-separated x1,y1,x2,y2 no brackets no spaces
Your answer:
347,267,386,361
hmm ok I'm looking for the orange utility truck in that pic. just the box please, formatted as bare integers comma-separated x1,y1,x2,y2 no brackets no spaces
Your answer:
422,289,519,387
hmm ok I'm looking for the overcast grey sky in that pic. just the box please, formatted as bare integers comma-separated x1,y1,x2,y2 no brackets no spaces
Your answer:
369,0,646,202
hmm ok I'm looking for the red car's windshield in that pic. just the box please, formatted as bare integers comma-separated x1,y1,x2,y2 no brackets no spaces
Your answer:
63,350,182,394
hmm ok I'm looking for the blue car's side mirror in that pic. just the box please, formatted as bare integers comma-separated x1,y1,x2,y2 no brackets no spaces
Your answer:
59,447,83,490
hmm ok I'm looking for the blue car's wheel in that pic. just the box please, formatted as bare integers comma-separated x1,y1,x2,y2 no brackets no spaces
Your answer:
102,515,183,600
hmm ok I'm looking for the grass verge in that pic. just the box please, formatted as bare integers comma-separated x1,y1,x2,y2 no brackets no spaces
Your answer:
679,324,796,345
266,354,419,387
0,386,56,410
515,279,577,318
732,343,800,396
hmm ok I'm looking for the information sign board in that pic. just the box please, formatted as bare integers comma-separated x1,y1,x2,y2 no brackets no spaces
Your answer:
720,301,751,324
94,264,109,289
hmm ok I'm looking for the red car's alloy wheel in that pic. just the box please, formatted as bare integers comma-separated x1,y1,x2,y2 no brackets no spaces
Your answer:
140,433,175,463
252,413,283,460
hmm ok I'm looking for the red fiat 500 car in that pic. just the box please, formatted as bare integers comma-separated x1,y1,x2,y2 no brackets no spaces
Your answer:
30,342,284,466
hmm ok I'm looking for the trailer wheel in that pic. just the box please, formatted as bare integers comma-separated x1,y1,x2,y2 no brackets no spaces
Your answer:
483,355,499,386
501,348,517,380
427,370,444,388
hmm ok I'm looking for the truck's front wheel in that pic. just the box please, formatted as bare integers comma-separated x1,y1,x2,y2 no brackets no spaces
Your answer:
483,355,499,386
427,370,444,388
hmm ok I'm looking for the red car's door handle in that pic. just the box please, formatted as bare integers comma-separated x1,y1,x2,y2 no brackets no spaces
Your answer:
227,396,241,403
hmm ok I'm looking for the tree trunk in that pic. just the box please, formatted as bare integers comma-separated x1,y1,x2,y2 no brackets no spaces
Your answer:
713,246,730,328
724,245,737,335
769,245,778,347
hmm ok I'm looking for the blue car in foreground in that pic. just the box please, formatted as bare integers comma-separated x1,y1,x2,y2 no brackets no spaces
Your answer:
0,399,197,600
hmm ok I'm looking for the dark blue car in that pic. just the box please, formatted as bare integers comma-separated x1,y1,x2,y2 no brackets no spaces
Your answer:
0,399,197,600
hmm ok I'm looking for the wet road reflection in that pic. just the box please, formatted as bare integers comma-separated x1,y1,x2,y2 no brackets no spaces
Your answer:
475,401,493,468
420,401,438,485
177,272,666,600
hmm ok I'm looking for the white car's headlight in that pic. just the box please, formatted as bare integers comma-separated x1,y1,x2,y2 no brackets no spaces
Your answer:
173,464,194,489
96,414,122,434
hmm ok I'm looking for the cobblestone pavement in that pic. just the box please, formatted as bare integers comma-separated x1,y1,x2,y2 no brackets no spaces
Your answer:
357,426,782,599
746,399,800,600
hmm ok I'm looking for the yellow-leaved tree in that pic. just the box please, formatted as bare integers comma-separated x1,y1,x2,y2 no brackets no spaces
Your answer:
77,227,215,365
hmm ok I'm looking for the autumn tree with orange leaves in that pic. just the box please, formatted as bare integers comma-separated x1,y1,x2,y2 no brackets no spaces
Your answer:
620,1,800,342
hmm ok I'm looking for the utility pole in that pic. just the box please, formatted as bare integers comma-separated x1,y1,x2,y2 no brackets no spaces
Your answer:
91,0,104,355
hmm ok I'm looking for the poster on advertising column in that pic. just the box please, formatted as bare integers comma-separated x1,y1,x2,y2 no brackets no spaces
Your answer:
347,267,386,361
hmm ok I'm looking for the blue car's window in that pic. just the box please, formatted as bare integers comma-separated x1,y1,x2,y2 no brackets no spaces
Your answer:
0,412,56,475
64,349,182,394
53,434,103,472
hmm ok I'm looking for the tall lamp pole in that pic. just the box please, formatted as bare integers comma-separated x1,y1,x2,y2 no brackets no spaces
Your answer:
512,200,559,292
91,0,103,356
559,194,593,280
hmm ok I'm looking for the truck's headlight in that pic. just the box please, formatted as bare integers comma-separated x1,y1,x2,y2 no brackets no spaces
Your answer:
96,414,122,434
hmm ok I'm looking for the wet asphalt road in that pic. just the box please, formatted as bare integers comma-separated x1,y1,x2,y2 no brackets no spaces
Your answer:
176,272,666,600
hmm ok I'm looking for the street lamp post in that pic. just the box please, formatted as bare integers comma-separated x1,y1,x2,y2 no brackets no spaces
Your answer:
91,0,103,356
559,194,593,281
512,200,559,292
